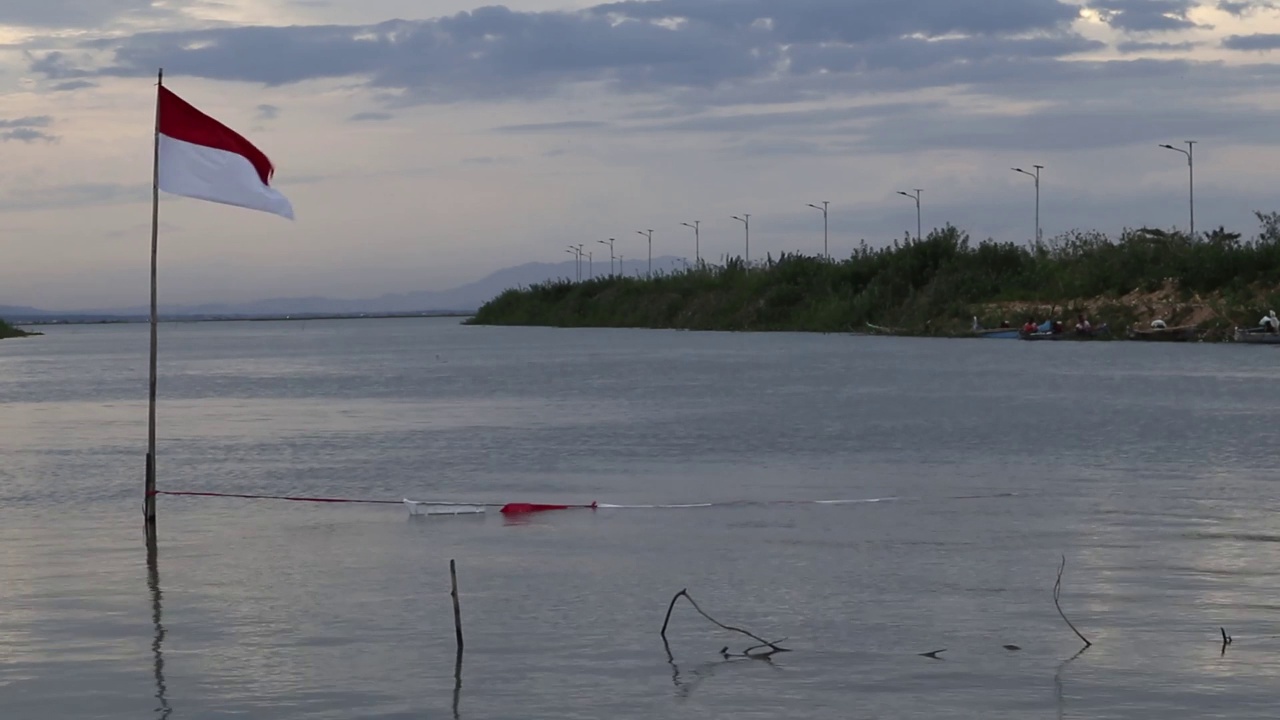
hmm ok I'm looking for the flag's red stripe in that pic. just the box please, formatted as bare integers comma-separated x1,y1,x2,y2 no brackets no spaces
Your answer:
157,86,276,186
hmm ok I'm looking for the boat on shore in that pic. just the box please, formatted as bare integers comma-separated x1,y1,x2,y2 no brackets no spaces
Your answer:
1019,324,1110,341
970,318,1018,338
1018,331,1070,341
1233,327,1280,344
975,328,1020,339
1129,324,1198,342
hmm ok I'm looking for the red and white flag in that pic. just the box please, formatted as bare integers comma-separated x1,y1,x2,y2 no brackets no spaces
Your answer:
157,86,294,220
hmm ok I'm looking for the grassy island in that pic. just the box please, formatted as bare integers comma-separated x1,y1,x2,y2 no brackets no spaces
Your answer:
0,319,37,339
469,213,1280,340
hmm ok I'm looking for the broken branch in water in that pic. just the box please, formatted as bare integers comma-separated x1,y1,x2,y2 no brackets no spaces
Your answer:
661,589,791,657
1053,555,1092,648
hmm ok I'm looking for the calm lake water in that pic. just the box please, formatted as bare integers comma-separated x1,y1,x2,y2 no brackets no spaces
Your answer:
1,318,1279,718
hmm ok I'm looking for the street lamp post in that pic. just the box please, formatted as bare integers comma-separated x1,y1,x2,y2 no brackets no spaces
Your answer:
587,250,593,279
807,201,829,259
895,190,922,242
636,229,653,277
565,247,580,281
731,214,750,267
597,238,615,276
1012,165,1043,243
681,221,700,265
618,253,625,276
1159,141,1196,237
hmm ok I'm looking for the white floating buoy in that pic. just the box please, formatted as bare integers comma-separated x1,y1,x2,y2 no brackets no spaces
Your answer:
404,499,486,517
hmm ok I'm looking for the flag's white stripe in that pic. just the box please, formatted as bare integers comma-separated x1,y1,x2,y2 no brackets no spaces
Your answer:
157,134,294,220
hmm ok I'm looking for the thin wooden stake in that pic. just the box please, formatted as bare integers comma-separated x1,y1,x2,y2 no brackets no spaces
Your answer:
1053,555,1092,648
450,559,464,651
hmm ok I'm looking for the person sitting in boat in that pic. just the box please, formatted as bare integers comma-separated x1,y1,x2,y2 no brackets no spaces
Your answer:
1021,318,1038,335
1261,310,1279,333
1075,314,1093,335
1051,320,1065,334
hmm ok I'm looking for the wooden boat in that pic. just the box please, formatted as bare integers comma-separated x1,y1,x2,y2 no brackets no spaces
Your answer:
1019,331,1068,341
970,317,1019,338
974,327,1020,339
1128,325,1198,342
1233,327,1280,344
1019,324,1110,341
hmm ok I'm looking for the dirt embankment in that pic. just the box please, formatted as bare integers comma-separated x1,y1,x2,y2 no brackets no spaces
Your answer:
974,280,1237,331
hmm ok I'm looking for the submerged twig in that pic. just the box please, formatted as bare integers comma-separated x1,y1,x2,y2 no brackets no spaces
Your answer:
660,589,790,657
1221,627,1233,656
1053,555,1092,648
452,647,462,720
1054,645,1089,720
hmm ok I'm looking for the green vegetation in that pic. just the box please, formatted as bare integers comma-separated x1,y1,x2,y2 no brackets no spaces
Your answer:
469,213,1280,337
0,318,34,339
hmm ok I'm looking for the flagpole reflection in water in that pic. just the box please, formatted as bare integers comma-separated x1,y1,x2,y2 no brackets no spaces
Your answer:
146,537,173,719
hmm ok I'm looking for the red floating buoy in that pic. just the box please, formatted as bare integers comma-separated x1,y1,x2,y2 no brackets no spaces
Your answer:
499,501,597,515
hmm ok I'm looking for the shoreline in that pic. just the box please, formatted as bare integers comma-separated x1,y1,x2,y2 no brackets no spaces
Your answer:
467,319,1247,342
12,312,475,327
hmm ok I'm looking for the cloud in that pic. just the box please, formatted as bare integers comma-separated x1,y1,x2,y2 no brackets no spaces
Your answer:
26,51,94,80
492,120,609,133
1,129,56,143
255,103,280,120
0,115,52,129
591,0,1083,42
639,103,943,134
348,111,393,121
1085,0,1206,32
844,95,1279,155
26,0,1098,104
0,117,56,142
0,0,171,29
461,155,518,165
0,182,148,211
787,34,1104,75
50,79,98,91
1222,33,1280,50
1116,40,1200,53
1217,0,1277,15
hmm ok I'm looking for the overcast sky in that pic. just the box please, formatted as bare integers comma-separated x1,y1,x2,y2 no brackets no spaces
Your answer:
3,0,1280,308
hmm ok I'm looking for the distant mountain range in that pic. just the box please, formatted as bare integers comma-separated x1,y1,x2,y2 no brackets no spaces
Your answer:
1,256,692,321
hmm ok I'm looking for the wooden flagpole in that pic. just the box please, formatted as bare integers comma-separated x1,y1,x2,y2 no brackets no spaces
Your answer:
145,67,163,537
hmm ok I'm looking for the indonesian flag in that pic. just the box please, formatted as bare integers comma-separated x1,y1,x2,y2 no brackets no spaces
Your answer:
157,86,294,220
